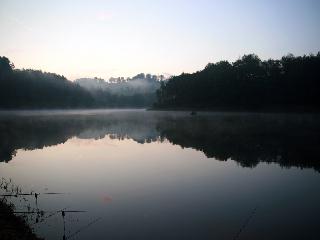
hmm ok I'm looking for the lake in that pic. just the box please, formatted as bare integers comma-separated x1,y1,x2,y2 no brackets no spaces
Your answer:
0,109,320,240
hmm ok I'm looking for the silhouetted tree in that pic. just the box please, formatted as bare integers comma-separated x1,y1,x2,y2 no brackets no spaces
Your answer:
0,56,95,109
0,56,160,109
154,53,320,111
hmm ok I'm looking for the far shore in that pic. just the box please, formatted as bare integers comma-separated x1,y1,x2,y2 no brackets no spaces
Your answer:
0,107,319,115
149,106,320,114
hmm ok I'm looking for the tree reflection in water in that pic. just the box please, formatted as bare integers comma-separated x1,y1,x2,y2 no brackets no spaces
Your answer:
0,110,319,172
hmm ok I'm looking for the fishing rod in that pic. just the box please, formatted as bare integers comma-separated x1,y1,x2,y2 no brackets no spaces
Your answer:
0,192,66,197
11,210,87,214
233,206,258,240
65,217,102,240
31,207,68,225
60,209,89,240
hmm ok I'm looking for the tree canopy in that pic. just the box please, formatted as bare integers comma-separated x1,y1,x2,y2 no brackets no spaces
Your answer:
154,53,320,111
0,56,160,109
1,53,320,111
0,56,95,109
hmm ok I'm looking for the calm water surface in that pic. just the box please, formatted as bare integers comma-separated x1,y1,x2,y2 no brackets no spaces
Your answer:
0,109,319,240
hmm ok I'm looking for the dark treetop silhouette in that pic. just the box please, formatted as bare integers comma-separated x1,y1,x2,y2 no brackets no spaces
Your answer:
0,57,95,109
154,53,320,112
0,57,160,109
1,53,320,110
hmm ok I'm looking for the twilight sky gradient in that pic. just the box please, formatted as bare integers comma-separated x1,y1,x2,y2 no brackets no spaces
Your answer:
1,0,319,80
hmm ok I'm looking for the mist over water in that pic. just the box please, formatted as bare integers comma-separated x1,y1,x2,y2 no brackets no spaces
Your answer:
1,110,320,239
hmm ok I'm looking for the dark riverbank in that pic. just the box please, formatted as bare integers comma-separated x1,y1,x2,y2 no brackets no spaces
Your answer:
0,201,43,240
150,106,320,113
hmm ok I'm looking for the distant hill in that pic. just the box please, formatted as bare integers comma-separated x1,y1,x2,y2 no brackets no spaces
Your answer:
0,56,94,109
0,56,165,109
76,73,163,96
75,73,164,107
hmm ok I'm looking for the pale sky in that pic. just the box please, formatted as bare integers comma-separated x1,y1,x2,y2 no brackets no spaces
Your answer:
1,0,319,80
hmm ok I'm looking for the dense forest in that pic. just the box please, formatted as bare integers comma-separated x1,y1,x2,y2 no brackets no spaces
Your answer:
0,56,95,109
0,56,160,109
1,53,320,110
154,53,320,111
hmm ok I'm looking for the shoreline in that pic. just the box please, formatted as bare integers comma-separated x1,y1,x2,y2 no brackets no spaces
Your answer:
149,106,320,114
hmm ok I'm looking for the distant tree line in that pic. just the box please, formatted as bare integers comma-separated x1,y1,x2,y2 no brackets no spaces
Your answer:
154,53,320,111
75,73,162,107
0,56,159,109
0,56,95,109
2,53,320,110
85,89,157,108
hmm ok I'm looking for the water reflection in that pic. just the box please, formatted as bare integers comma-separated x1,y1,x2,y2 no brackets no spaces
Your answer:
1,110,319,172
1,110,320,240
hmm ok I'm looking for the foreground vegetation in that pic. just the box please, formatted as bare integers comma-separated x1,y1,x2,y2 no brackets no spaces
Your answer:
0,201,42,240
154,53,320,111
